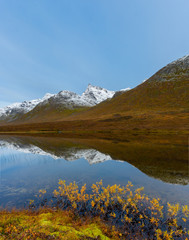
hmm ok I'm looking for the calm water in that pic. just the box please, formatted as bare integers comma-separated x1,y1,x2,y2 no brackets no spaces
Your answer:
0,135,189,208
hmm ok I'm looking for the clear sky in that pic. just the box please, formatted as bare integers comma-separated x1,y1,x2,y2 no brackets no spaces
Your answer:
0,0,188,107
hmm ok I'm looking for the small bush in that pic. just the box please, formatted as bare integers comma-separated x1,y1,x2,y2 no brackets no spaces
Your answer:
32,180,189,240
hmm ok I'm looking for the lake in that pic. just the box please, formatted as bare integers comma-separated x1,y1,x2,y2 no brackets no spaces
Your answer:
0,134,189,208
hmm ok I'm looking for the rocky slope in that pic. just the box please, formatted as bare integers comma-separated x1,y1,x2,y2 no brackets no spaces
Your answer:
69,55,189,120
148,55,189,82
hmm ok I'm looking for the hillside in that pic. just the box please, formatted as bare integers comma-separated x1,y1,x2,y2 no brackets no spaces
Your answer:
67,55,189,121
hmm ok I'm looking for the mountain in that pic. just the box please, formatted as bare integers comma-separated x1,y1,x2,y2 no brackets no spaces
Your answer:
36,84,115,109
0,93,54,123
69,55,189,120
0,84,117,123
17,84,117,122
148,55,189,82
0,55,188,133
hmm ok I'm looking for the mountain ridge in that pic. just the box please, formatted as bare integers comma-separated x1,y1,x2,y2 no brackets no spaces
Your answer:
148,55,189,82
0,93,54,122
0,84,126,123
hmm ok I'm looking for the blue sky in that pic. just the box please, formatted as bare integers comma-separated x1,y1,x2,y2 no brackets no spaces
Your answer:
0,0,188,107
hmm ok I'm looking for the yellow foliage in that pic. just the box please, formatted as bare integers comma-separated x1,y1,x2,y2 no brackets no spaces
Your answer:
10,179,188,240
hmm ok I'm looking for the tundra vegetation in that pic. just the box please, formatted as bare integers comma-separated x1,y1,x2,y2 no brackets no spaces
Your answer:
0,181,189,239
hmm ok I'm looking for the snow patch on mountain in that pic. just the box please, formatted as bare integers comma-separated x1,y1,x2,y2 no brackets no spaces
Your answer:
142,79,148,83
45,84,116,108
120,88,131,91
0,93,54,120
82,84,115,105
169,55,189,66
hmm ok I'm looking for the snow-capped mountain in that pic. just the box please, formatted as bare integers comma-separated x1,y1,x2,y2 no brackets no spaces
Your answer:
0,93,54,122
0,84,120,122
38,84,116,110
82,84,115,106
0,84,132,123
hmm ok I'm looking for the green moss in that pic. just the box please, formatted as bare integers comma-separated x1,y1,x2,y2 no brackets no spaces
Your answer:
82,224,110,240
0,211,113,239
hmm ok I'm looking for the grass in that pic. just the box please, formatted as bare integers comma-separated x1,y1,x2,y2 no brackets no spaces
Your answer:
20,105,90,123
0,111,188,137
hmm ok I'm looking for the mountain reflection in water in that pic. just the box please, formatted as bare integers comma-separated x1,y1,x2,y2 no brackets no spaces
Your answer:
0,134,188,208
0,140,112,165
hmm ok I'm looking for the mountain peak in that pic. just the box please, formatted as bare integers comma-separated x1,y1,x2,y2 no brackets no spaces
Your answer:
148,54,189,83
85,84,103,92
42,93,54,100
167,54,189,68
82,84,115,105
173,54,189,63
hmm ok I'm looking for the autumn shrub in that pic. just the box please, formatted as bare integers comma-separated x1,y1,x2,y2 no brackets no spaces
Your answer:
29,180,189,239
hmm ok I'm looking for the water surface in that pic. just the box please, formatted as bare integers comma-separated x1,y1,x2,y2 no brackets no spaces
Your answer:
0,135,188,208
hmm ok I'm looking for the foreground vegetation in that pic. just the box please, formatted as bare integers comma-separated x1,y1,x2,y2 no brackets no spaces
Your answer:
1,181,189,239
0,209,114,240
